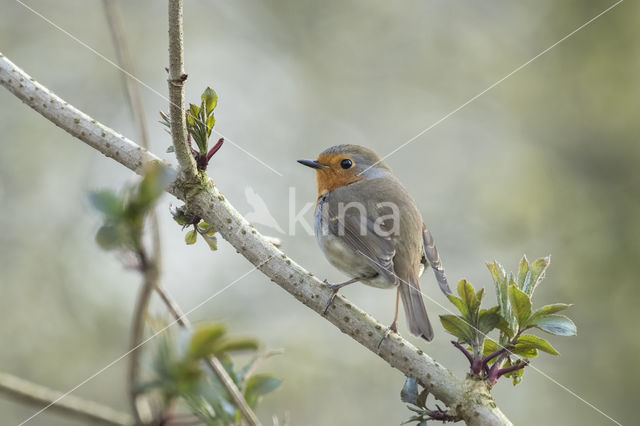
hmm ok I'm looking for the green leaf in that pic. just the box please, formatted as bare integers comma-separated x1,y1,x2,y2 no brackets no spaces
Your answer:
192,131,208,155
245,374,281,395
439,315,474,344
528,303,572,326
511,346,538,358
482,338,499,357
495,314,514,338
447,294,467,317
508,273,518,291
508,284,532,327
188,104,200,122
171,206,197,227
95,224,121,250
172,214,188,226
208,337,259,355
185,229,197,245
197,221,213,233
487,261,513,330
166,145,175,153
522,256,550,296
202,234,218,251
502,360,525,385
515,334,559,355
457,280,480,317
244,374,281,409
201,87,218,115
206,114,215,133
187,323,227,359
89,190,122,218
487,261,507,290
478,307,501,335
529,314,577,336
516,255,530,290
173,359,203,390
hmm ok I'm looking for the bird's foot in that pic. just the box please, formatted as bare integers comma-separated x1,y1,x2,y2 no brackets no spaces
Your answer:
376,320,398,351
321,278,359,315
322,280,342,315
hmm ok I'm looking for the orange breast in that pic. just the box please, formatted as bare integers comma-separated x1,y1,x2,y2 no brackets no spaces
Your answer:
316,170,363,197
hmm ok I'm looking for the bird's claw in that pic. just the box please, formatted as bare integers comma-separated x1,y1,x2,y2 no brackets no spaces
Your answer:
376,323,397,351
320,277,359,316
322,285,341,316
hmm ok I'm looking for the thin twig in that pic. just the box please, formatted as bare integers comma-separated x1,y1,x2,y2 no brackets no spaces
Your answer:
155,284,262,425
102,1,161,422
497,361,529,379
102,0,151,150
483,347,508,364
451,341,474,365
0,371,134,426
129,247,160,423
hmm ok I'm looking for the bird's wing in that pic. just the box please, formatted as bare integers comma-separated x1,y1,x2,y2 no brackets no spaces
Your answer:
323,193,397,285
422,224,451,295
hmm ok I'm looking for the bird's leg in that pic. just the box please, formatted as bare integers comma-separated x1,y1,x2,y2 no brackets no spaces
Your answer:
390,287,400,333
322,277,360,315
377,288,400,350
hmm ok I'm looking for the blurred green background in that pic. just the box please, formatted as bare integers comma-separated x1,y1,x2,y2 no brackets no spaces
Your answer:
0,0,637,425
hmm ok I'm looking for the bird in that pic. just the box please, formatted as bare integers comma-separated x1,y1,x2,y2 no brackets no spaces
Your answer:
298,145,450,341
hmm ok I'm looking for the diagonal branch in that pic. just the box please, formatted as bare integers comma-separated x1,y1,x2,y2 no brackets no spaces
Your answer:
0,52,511,426
0,371,134,426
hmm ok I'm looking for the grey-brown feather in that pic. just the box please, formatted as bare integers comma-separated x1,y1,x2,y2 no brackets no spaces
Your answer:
315,174,434,340
422,225,451,295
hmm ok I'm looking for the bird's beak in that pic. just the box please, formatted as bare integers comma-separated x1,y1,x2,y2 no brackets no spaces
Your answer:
297,159,327,169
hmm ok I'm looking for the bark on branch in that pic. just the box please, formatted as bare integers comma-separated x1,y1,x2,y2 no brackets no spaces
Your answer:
0,52,512,425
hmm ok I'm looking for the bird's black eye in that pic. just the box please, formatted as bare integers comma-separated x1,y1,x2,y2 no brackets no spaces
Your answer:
340,159,353,169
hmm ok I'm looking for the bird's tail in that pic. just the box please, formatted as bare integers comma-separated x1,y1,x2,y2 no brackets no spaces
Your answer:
398,278,433,341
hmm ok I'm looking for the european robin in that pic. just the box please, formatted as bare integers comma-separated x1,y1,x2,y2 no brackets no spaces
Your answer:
298,145,450,341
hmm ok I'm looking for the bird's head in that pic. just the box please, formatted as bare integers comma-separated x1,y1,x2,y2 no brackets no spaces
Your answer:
298,144,391,196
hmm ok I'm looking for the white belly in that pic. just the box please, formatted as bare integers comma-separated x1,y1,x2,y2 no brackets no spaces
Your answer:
318,233,396,289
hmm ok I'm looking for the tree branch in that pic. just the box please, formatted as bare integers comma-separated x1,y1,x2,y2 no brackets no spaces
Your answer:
102,1,160,421
167,0,197,180
102,0,151,150
0,371,134,426
129,247,160,424
0,52,511,425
